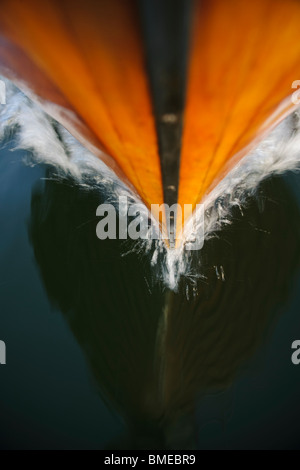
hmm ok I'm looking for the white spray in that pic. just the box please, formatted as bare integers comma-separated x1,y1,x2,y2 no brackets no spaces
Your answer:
1,77,300,291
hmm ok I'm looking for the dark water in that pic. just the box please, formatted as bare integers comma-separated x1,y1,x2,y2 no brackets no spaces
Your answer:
1,137,300,449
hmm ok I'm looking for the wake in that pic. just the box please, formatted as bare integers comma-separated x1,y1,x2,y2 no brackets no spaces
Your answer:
1,76,300,290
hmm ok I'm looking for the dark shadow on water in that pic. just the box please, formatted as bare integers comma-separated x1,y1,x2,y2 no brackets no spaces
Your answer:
29,169,300,449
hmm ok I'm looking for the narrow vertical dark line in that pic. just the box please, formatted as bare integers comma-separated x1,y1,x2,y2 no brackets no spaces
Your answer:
139,0,194,246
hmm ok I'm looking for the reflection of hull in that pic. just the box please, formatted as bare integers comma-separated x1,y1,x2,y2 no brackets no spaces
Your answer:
2,0,300,238
29,166,300,448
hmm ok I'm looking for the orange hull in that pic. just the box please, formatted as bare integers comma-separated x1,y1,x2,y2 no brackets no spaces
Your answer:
1,0,300,235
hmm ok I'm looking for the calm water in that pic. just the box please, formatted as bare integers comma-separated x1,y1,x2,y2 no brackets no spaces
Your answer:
1,137,300,449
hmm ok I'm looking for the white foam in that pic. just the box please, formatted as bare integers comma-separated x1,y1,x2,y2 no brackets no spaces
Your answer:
1,77,300,290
